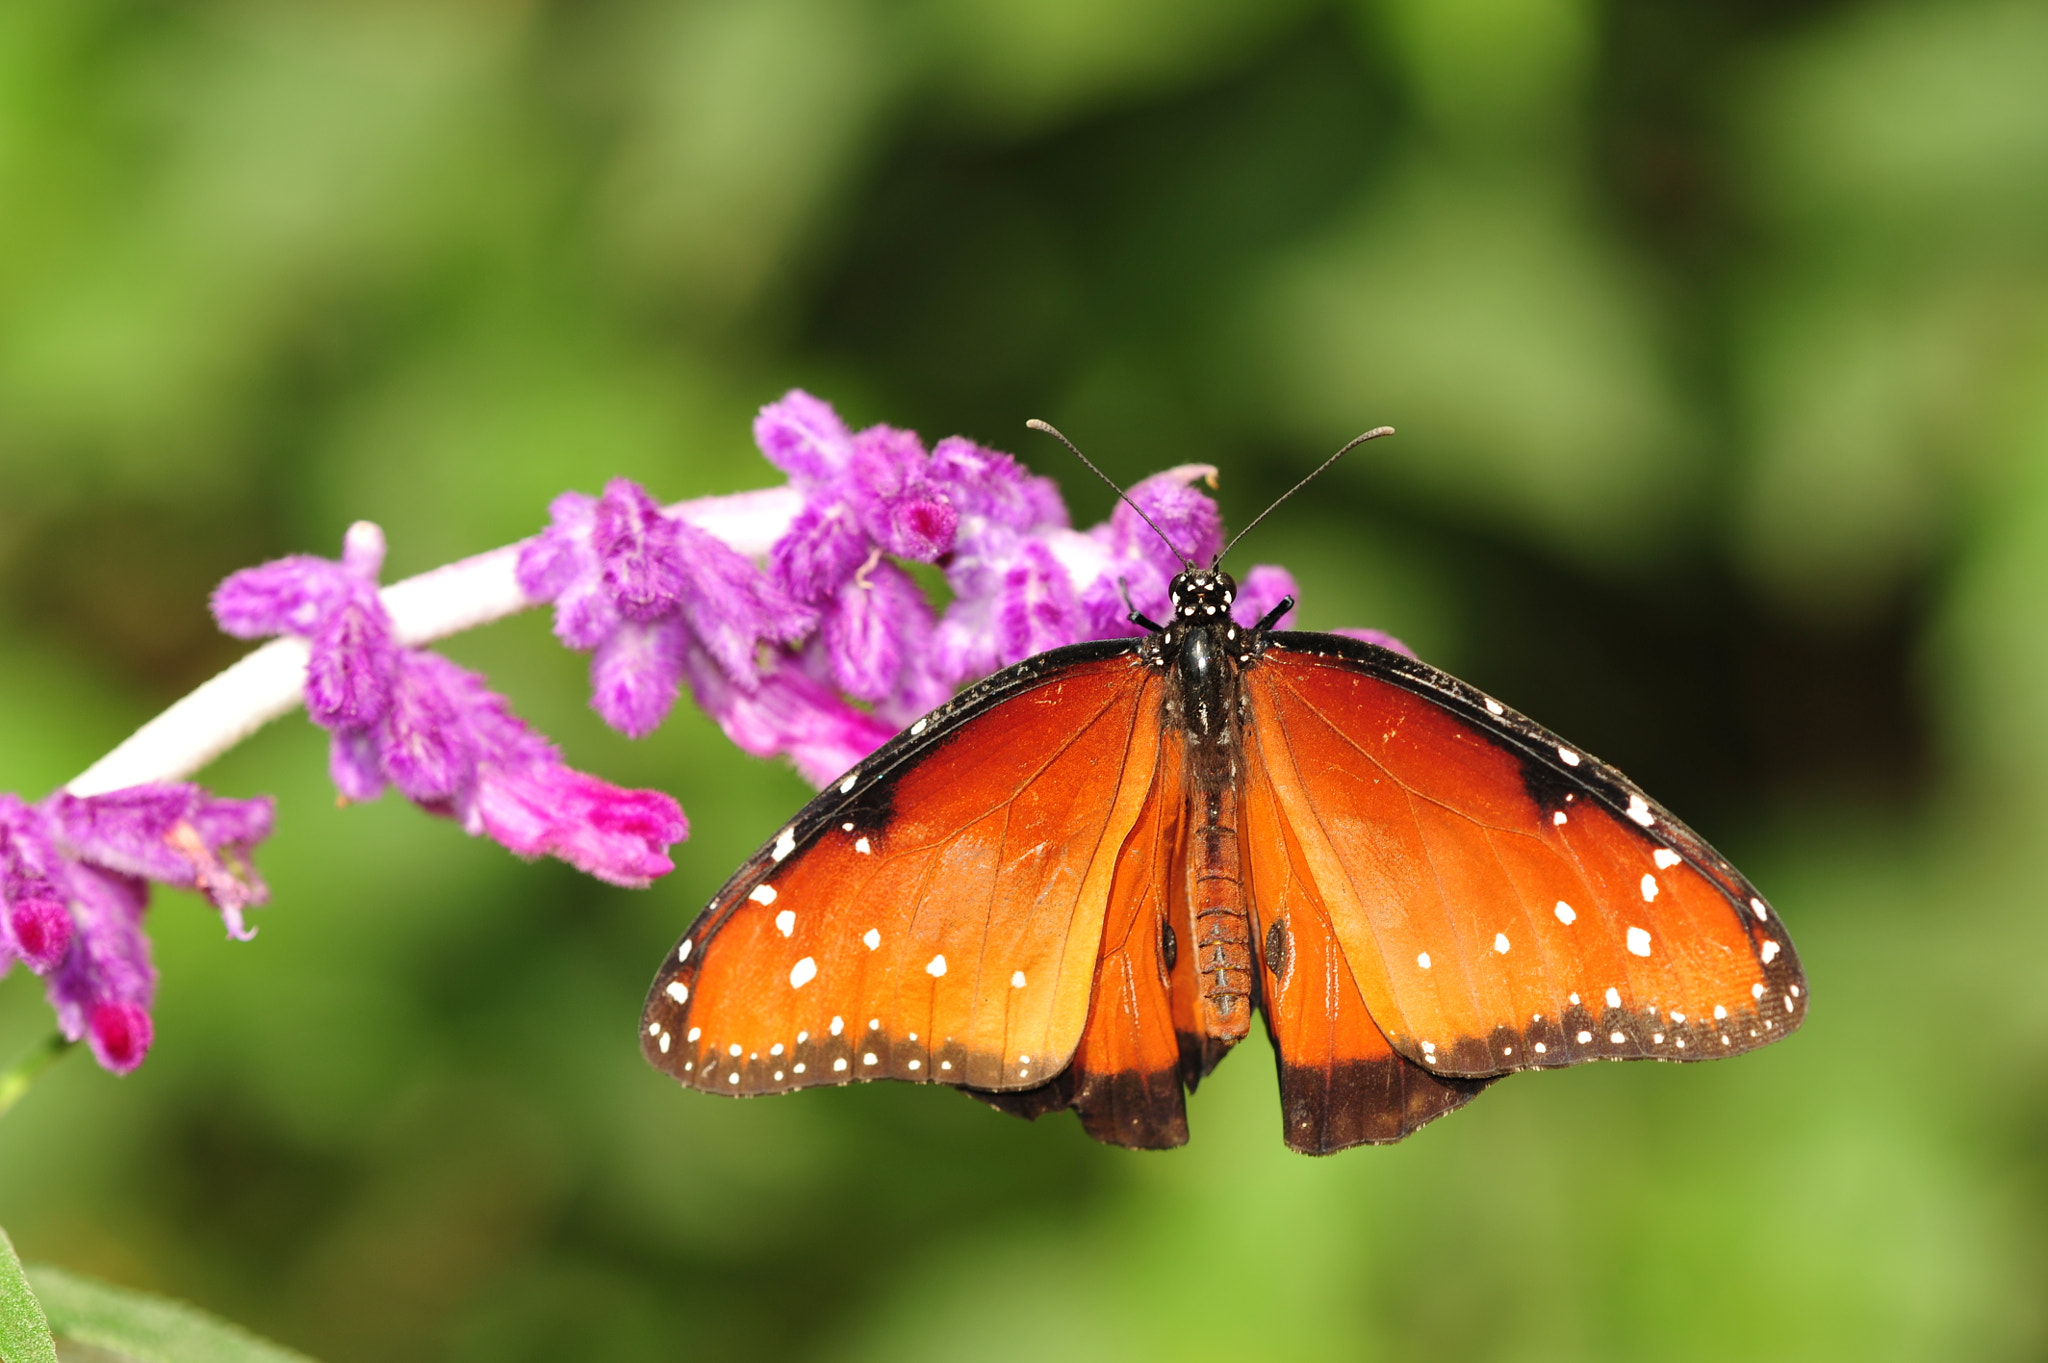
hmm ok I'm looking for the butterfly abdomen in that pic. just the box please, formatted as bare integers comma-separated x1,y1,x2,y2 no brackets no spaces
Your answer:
1175,620,1254,1043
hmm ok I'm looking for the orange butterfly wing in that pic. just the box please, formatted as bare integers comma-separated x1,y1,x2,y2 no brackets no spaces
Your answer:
642,642,1167,1099
1243,634,1805,1120
974,730,1192,1147
1241,756,1493,1153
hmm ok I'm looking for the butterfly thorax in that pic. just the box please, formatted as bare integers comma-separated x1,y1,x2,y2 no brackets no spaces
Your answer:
1148,568,1260,1051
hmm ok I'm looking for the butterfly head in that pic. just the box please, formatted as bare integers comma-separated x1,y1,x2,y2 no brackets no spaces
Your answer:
1168,568,1238,623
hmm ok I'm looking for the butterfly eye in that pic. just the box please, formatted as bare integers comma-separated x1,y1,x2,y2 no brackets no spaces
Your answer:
1264,919,1291,984
1161,920,1178,973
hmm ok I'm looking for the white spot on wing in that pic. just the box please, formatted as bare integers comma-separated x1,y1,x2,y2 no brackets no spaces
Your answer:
926,954,948,977
1652,848,1681,869
775,908,795,937
839,772,858,794
772,827,796,862
910,718,927,736
789,956,817,988
1553,811,1568,826
1577,1030,1593,1043
1627,794,1654,827
687,1026,701,1042
855,837,871,855
833,1058,848,1072
1750,897,1769,920
830,1015,844,1035
659,1033,671,1054
1011,970,1027,988
1761,940,1780,964
1554,901,1577,925
1485,698,1505,716
665,981,689,1004
728,1043,742,1057
676,940,692,963
1417,952,1432,969
1626,926,1652,957
1605,987,1622,1009
1640,873,1659,901
863,927,881,950
1558,746,1581,766
1494,933,1510,954
750,884,777,905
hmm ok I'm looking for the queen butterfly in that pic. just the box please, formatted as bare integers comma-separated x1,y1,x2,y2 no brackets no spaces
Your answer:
640,442,1805,1154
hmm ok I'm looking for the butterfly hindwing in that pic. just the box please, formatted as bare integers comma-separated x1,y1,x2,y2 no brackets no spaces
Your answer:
642,641,1166,1098
1242,743,1495,1153
1243,633,1806,1081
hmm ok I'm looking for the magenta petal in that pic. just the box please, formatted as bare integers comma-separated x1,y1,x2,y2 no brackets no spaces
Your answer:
210,555,354,639
770,500,872,602
8,898,72,974
470,761,687,888
378,654,474,803
928,436,1066,530
674,519,814,684
754,390,854,483
87,1001,153,1074
591,616,686,739
330,729,387,801
596,479,687,622
304,592,396,728
994,539,1082,667
822,562,930,705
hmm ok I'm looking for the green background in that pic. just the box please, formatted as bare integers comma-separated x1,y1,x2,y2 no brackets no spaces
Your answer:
2,0,2045,1358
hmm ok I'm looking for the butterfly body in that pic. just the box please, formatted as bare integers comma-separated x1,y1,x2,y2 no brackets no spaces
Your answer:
643,569,1805,1154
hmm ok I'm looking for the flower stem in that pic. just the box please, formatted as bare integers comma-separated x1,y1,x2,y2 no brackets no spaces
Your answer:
63,485,804,797
0,1034,77,1121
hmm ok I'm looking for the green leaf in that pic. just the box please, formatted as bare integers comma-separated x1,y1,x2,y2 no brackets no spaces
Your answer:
22,1268,315,1363
0,1227,59,1363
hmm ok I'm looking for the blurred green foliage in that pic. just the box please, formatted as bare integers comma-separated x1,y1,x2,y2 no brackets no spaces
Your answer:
2,0,2045,1358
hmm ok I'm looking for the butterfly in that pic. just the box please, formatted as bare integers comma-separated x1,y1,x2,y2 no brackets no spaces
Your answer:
640,437,1806,1154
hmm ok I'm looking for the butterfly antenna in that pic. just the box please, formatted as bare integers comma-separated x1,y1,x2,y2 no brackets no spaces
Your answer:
1025,418,1195,568
1213,426,1395,567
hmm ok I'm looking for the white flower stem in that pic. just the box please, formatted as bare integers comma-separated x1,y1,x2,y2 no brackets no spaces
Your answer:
64,485,806,797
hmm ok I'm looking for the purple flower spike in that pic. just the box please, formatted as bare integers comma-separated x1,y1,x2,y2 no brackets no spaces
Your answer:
224,526,690,883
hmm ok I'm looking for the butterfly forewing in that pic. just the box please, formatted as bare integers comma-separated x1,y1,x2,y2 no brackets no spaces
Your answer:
642,643,1164,1097
987,731,1191,1148
1244,634,1806,1080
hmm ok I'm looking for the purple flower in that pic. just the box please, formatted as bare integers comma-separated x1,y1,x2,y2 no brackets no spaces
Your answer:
221,523,689,887
520,480,812,737
529,392,1413,794
1,785,275,1074
681,644,897,790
